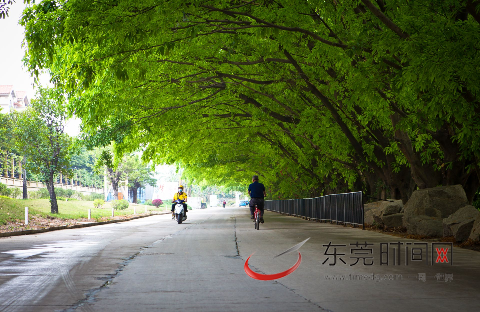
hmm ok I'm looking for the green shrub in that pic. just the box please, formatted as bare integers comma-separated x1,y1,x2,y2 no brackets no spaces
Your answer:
474,199,480,211
55,188,75,198
144,199,153,206
112,199,129,210
30,188,49,199
0,183,12,197
93,199,105,208
10,188,21,199
89,193,104,201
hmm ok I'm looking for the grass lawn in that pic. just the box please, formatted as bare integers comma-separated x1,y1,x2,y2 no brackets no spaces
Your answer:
0,197,168,225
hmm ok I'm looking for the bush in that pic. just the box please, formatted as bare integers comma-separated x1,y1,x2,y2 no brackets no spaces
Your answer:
93,199,105,208
152,199,163,207
0,183,12,197
56,188,75,198
144,199,153,206
474,198,480,211
30,188,49,199
89,192,104,201
112,199,129,210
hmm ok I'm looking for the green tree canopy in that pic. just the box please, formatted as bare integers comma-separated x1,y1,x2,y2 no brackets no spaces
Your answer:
70,145,104,188
21,0,480,202
125,154,156,203
12,86,74,213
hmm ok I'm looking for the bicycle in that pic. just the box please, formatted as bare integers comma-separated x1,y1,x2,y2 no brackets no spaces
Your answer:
254,205,261,230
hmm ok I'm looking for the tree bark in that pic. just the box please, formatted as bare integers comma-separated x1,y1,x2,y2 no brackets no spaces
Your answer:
22,169,27,200
47,173,58,214
22,157,27,199
107,167,120,200
132,187,138,204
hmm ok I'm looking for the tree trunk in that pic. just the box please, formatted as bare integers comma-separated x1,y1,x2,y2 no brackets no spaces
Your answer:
47,173,58,214
107,168,120,200
132,187,138,204
112,180,119,200
22,169,27,200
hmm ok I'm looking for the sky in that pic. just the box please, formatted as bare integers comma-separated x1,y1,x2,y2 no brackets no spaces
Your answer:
0,2,35,96
0,2,81,136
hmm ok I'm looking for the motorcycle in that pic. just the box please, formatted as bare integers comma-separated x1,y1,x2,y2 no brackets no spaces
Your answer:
173,199,187,224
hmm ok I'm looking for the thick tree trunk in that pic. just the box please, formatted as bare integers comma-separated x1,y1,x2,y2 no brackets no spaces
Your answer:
132,187,138,204
46,173,58,214
112,180,119,200
107,168,120,200
391,113,442,189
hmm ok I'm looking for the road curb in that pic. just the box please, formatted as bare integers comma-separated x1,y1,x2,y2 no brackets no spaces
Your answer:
0,212,171,238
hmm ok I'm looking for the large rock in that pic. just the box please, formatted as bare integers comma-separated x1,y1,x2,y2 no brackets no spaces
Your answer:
469,214,480,242
443,205,479,242
382,213,404,228
403,185,468,237
364,200,403,228
406,216,444,237
364,201,383,225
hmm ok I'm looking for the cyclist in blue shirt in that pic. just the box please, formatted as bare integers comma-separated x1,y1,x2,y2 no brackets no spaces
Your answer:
248,175,266,223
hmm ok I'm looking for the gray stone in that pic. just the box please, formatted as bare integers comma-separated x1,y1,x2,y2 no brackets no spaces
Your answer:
381,200,403,217
443,205,479,241
403,185,468,237
406,216,443,237
364,201,383,225
469,213,480,242
364,200,403,226
382,213,404,229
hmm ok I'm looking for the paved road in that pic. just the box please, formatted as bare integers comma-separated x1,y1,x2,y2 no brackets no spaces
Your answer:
0,207,479,312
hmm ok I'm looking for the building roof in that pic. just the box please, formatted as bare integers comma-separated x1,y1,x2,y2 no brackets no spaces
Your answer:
0,85,14,95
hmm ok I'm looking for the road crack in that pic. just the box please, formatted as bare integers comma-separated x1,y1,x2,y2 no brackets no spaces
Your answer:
61,235,173,312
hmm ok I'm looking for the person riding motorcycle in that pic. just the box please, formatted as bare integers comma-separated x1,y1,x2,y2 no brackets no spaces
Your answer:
171,185,188,218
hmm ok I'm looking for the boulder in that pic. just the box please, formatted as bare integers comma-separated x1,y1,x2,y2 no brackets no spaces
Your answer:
406,216,444,237
403,185,468,237
364,201,383,225
382,213,404,229
381,201,403,216
469,213,480,242
443,205,479,242
364,200,403,228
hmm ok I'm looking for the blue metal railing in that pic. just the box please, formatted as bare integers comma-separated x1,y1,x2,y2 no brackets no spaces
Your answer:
264,191,364,229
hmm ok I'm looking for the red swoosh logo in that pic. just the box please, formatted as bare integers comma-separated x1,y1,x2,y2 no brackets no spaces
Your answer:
244,252,302,280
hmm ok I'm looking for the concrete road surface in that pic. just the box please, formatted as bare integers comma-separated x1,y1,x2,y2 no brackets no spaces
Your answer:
1,207,479,312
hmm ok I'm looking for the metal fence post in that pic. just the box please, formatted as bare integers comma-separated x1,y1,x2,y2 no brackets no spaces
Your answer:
361,191,365,230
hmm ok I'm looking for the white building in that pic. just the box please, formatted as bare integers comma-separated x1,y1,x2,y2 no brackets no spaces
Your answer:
0,85,30,113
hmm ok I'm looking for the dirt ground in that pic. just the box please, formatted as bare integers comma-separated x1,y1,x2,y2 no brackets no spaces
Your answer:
0,214,150,234
364,224,480,252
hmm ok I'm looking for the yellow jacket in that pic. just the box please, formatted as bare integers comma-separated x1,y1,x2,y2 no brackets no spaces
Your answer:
173,192,187,202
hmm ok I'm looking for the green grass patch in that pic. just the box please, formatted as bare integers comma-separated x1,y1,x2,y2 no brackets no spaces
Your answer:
0,197,45,225
0,198,168,224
